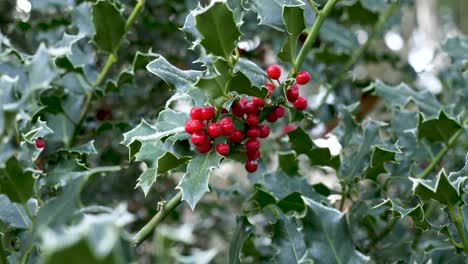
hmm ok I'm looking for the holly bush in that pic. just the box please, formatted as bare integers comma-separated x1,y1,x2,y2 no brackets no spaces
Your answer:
1,0,467,263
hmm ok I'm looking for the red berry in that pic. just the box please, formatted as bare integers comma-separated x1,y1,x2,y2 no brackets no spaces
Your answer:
196,141,212,154
296,71,311,85
239,98,249,106
245,160,258,173
221,108,229,114
231,102,245,117
201,106,215,120
293,96,308,111
282,124,298,134
266,64,281,80
219,117,234,135
274,106,285,118
215,143,230,156
246,150,261,160
266,112,278,123
246,127,261,139
245,139,260,151
185,119,203,134
244,102,259,115
252,97,264,108
286,84,299,103
190,107,203,120
265,83,275,96
191,132,208,146
259,125,270,138
246,114,259,127
229,129,244,143
207,123,222,138
35,138,45,149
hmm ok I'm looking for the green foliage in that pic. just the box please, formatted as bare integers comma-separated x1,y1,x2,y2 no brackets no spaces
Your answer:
0,0,467,263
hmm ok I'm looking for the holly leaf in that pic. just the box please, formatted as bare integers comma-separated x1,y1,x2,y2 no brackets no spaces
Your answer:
410,170,463,206
282,5,306,36
71,2,95,37
196,59,231,99
319,20,359,55
302,197,370,263
441,36,468,66
227,72,268,98
229,216,254,264
360,0,388,12
147,55,203,92
233,58,268,87
365,144,401,181
0,194,32,229
375,199,426,229
417,111,463,143
250,0,304,31
176,152,222,209
91,0,125,54
0,157,34,204
288,127,340,169
278,151,299,176
194,1,241,58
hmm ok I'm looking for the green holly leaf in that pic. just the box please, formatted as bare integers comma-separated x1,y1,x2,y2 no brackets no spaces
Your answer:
0,194,32,229
288,127,340,169
194,1,241,58
270,207,307,263
229,216,254,264
58,141,98,156
227,72,268,98
417,111,463,143
319,20,359,55
28,44,57,92
441,36,468,66
278,151,299,176
369,80,443,118
91,0,125,54
365,144,401,181
282,5,306,36
233,58,268,87
71,2,95,37
250,0,304,31
0,157,34,204
176,152,222,209
375,199,426,229
147,55,202,92
410,170,463,206
360,0,387,12
196,59,231,99
22,118,53,142
302,197,370,263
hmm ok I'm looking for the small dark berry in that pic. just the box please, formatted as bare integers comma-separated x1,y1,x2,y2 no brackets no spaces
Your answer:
219,117,234,135
286,84,299,103
274,106,285,118
246,127,261,139
232,102,245,117
293,96,308,111
265,83,275,96
246,150,260,160
282,124,298,134
185,119,203,134
266,64,281,80
245,139,260,151
229,129,244,143
266,112,278,123
201,106,215,120
221,108,229,114
190,107,203,120
239,98,249,107
245,160,258,173
252,97,264,108
35,138,45,149
196,141,212,153
191,132,208,146
207,123,222,138
246,114,259,127
296,71,311,85
259,125,270,138
215,143,230,156
244,102,259,115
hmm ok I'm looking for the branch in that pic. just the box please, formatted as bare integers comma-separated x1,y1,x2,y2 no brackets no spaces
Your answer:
316,2,399,109
291,0,339,76
69,0,146,146
448,204,468,254
133,191,183,246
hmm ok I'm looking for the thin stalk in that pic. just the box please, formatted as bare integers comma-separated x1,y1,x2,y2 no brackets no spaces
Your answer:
448,204,468,254
69,0,145,146
417,118,467,179
316,2,399,109
306,0,321,14
133,191,183,246
291,0,338,76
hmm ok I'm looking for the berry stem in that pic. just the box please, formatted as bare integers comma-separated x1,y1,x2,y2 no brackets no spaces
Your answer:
292,0,338,76
133,191,183,246
316,2,399,109
69,0,145,146
306,0,321,14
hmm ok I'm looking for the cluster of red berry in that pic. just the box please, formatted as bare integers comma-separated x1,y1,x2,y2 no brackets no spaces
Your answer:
184,64,311,173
